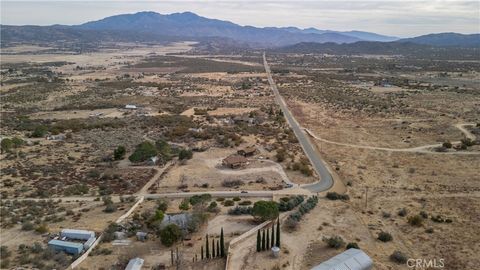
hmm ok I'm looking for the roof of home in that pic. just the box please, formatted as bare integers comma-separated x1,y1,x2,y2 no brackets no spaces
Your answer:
48,239,84,249
223,154,248,164
310,248,373,270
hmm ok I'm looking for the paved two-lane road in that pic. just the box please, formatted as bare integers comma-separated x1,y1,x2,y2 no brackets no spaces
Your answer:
263,53,334,193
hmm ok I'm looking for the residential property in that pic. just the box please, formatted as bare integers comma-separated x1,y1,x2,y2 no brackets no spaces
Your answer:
310,248,373,270
48,239,84,255
222,154,248,169
125,257,144,270
161,213,190,230
237,146,257,157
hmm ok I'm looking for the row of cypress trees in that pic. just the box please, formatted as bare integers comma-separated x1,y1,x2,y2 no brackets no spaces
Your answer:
200,227,226,260
256,218,280,252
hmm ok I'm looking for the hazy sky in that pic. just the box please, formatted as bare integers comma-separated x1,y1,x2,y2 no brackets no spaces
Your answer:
1,0,479,37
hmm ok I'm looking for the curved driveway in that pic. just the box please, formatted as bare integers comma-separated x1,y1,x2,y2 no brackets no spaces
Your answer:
263,53,334,193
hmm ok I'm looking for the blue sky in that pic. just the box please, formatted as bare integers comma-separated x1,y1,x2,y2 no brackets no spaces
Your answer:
1,0,479,37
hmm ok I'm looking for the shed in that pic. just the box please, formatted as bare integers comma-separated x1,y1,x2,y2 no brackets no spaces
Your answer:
310,248,373,270
161,213,190,230
61,229,95,240
237,146,257,157
125,257,144,270
48,239,84,255
125,104,137,110
136,231,148,241
83,236,96,249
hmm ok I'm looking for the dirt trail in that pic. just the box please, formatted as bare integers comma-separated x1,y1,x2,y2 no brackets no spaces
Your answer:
305,123,478,155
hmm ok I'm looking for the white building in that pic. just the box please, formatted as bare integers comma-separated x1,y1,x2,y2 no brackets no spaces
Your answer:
125,104,137,110
310,249,373,270
125,257,144,270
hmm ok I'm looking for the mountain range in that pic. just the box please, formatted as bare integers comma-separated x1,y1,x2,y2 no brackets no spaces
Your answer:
1,11,479,48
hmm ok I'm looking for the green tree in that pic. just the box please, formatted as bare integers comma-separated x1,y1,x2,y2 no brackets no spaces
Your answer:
159,224,182,247
276,218,280,247
220,227,225,257
252,201,279,221
267,228,270,249
201,245,204,260
31,125,47,138
128,141,157,162
179,149,193,160
271,224,275,247
216,240,220,258
113,146,126,160
11,137,24,148
205,234,210,259
256,230,261,252
154,210,164,221
212,238,215,258
0,138,13,153
262,230,266,251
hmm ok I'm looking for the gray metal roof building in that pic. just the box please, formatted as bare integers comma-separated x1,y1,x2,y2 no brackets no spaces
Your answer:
310,248,373,270
125,257,144,270
48,239,84,255
61,229,95,240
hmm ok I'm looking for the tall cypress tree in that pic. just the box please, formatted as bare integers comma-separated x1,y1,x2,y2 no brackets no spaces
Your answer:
271,224,275,247
276,218,280,247
206,234,210,259
261,230,266,251
220,227,225,257
201,245,204,260
212,238,215,258
256,230,261,252
266,228,270,249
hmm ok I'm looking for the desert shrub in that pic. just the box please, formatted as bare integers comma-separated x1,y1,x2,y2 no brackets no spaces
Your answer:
252,200,279,221
398,208,408,217
461,138,474,147
284,217,299,231
222,179,244,187
64,184,89,196
324,235,345,249
228,206,252,215
390,250,408,264
179,199,190,211
425,228,434,234
178,149,193,160
21,221,34,231
276,148,286,162
232,196,241,201
223,200,235,207
278,195,304,212
382,212,391,218
419,211,428,219
216,197,225,202
35,224,49,234
159,224,182,247
129,141,157,163
378,231,393,242
1,138,13,153
346,242,359,249
113,146,126,160
189,194,212,206
156,199,169,212
104,203,117,213
31,125,48,138
442,141,452,148
326,192,349,201
407,215,423,227
0,246,11,259
239,200,252,206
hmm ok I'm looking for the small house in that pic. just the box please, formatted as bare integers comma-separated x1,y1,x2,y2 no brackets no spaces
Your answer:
125,104,137,110
48,239,84,255
237,146,257,157
222,154,248,169
125,257,144,270
310,248,373,270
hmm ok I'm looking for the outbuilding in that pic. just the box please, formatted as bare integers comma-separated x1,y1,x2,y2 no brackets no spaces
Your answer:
222,154,248,169
310,248,373,270
125,257,144,270
61,229,95,240
237,146,257,157
48,239,84,255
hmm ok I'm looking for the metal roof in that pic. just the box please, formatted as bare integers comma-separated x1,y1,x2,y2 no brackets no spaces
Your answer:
125,257,144,270
48,239,84,249
310,249,373,270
